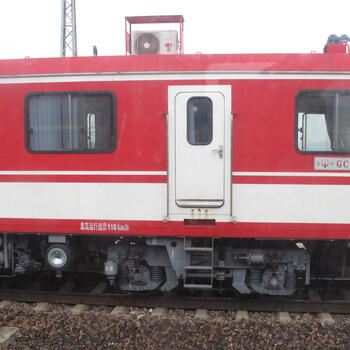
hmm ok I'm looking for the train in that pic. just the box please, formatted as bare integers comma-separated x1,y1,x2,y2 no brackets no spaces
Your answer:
0,16,349,295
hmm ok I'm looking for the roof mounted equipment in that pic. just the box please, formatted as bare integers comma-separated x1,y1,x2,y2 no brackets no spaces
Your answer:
125,15,184,55
324,34,350,54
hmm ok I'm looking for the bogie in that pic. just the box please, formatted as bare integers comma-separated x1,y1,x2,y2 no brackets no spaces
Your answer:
0,234,328,295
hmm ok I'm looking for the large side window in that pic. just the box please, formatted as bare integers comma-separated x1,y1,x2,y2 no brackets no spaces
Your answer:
25,92,116,153
296,90,350,153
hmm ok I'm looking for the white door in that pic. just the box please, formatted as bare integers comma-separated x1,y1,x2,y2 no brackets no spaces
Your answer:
175,92,225,207
168,86,232,219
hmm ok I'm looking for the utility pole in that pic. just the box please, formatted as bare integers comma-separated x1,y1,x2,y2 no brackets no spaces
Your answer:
60,0,77,57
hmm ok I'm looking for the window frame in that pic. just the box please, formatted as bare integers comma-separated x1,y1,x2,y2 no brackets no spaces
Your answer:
24,90,117,154
295,89,350,155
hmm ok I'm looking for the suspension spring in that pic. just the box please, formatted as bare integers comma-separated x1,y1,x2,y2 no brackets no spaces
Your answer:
285,270,296,290
150,266,163,282
250,269,263,284
119,264,129,282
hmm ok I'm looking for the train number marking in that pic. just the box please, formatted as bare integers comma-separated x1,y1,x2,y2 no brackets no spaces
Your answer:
80,222,130,232
314,157,350,171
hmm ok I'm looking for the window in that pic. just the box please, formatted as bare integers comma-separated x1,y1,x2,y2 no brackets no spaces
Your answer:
25,92,116,153
187,97,213,145
296,90,350,153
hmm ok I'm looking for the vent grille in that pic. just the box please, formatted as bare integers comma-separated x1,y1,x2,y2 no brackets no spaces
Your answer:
136,33,160,55
131,31,178,55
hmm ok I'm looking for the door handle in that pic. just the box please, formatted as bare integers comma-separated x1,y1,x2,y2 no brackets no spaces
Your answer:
212,145,223,159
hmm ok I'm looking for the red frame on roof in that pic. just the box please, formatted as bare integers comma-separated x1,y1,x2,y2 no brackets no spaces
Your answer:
125,15,184,55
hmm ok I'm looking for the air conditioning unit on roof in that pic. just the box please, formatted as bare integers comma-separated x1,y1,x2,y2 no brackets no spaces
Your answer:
131,30,179,55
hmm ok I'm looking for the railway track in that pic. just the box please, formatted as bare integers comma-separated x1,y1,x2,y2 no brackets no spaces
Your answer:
0,292,347,347
0,280,349,348
0,280,349,314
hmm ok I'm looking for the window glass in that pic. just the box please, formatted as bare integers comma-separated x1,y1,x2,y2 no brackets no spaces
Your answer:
296,91,350,153
26,92,116,153
187,97,213,145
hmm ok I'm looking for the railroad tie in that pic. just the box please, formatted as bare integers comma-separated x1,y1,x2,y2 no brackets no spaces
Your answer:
278,312,291,323
308,289,322,302
194,309,209,320
33,302,50,312
235,310,249,321
91,282,107,294
316,312,335,324
0,327,20,348
0,301,11,309
70,304,89,314
152,307,168,317
110,306,127,315
342,289,350,300
59,281,75,293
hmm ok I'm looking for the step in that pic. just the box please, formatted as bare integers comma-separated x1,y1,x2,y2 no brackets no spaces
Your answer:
185,247,213,252
183,284,213,289
184,266,213,270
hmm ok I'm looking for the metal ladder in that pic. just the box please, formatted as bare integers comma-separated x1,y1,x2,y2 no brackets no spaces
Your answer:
183,237,214,289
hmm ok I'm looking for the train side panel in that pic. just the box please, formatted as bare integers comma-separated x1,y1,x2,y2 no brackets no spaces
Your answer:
0,70,350,239
0,54,349,293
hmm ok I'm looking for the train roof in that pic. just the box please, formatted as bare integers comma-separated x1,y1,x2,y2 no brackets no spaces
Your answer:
0,51,350,76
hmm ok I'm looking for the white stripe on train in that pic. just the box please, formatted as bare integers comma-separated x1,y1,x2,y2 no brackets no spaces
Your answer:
2,71,350,84
0,182,349,224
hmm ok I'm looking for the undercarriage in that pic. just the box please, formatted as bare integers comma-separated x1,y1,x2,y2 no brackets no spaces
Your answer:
0,234,348,296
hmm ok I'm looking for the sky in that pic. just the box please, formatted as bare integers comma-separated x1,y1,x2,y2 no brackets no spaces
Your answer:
0,0,349,59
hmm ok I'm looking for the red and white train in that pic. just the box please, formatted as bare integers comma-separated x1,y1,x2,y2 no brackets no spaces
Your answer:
0,16,349,295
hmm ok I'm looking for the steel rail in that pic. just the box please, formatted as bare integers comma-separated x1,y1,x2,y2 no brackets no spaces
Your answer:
0,289,350,314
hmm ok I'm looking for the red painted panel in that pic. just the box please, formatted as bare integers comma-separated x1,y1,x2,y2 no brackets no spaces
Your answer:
1,53,350,240
0,218,349,240
2,78,350,174
0,80,169,171
1,52,350,76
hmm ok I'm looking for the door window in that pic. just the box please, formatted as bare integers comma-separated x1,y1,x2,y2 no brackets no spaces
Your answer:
187,97,213,145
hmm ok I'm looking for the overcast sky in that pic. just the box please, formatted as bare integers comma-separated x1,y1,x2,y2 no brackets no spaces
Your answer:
0,0,349,59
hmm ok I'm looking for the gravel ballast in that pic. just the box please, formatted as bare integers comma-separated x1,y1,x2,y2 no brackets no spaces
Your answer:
0,303,349,349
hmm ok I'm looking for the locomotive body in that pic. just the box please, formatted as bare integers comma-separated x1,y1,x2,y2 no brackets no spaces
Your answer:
0,44,349,294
